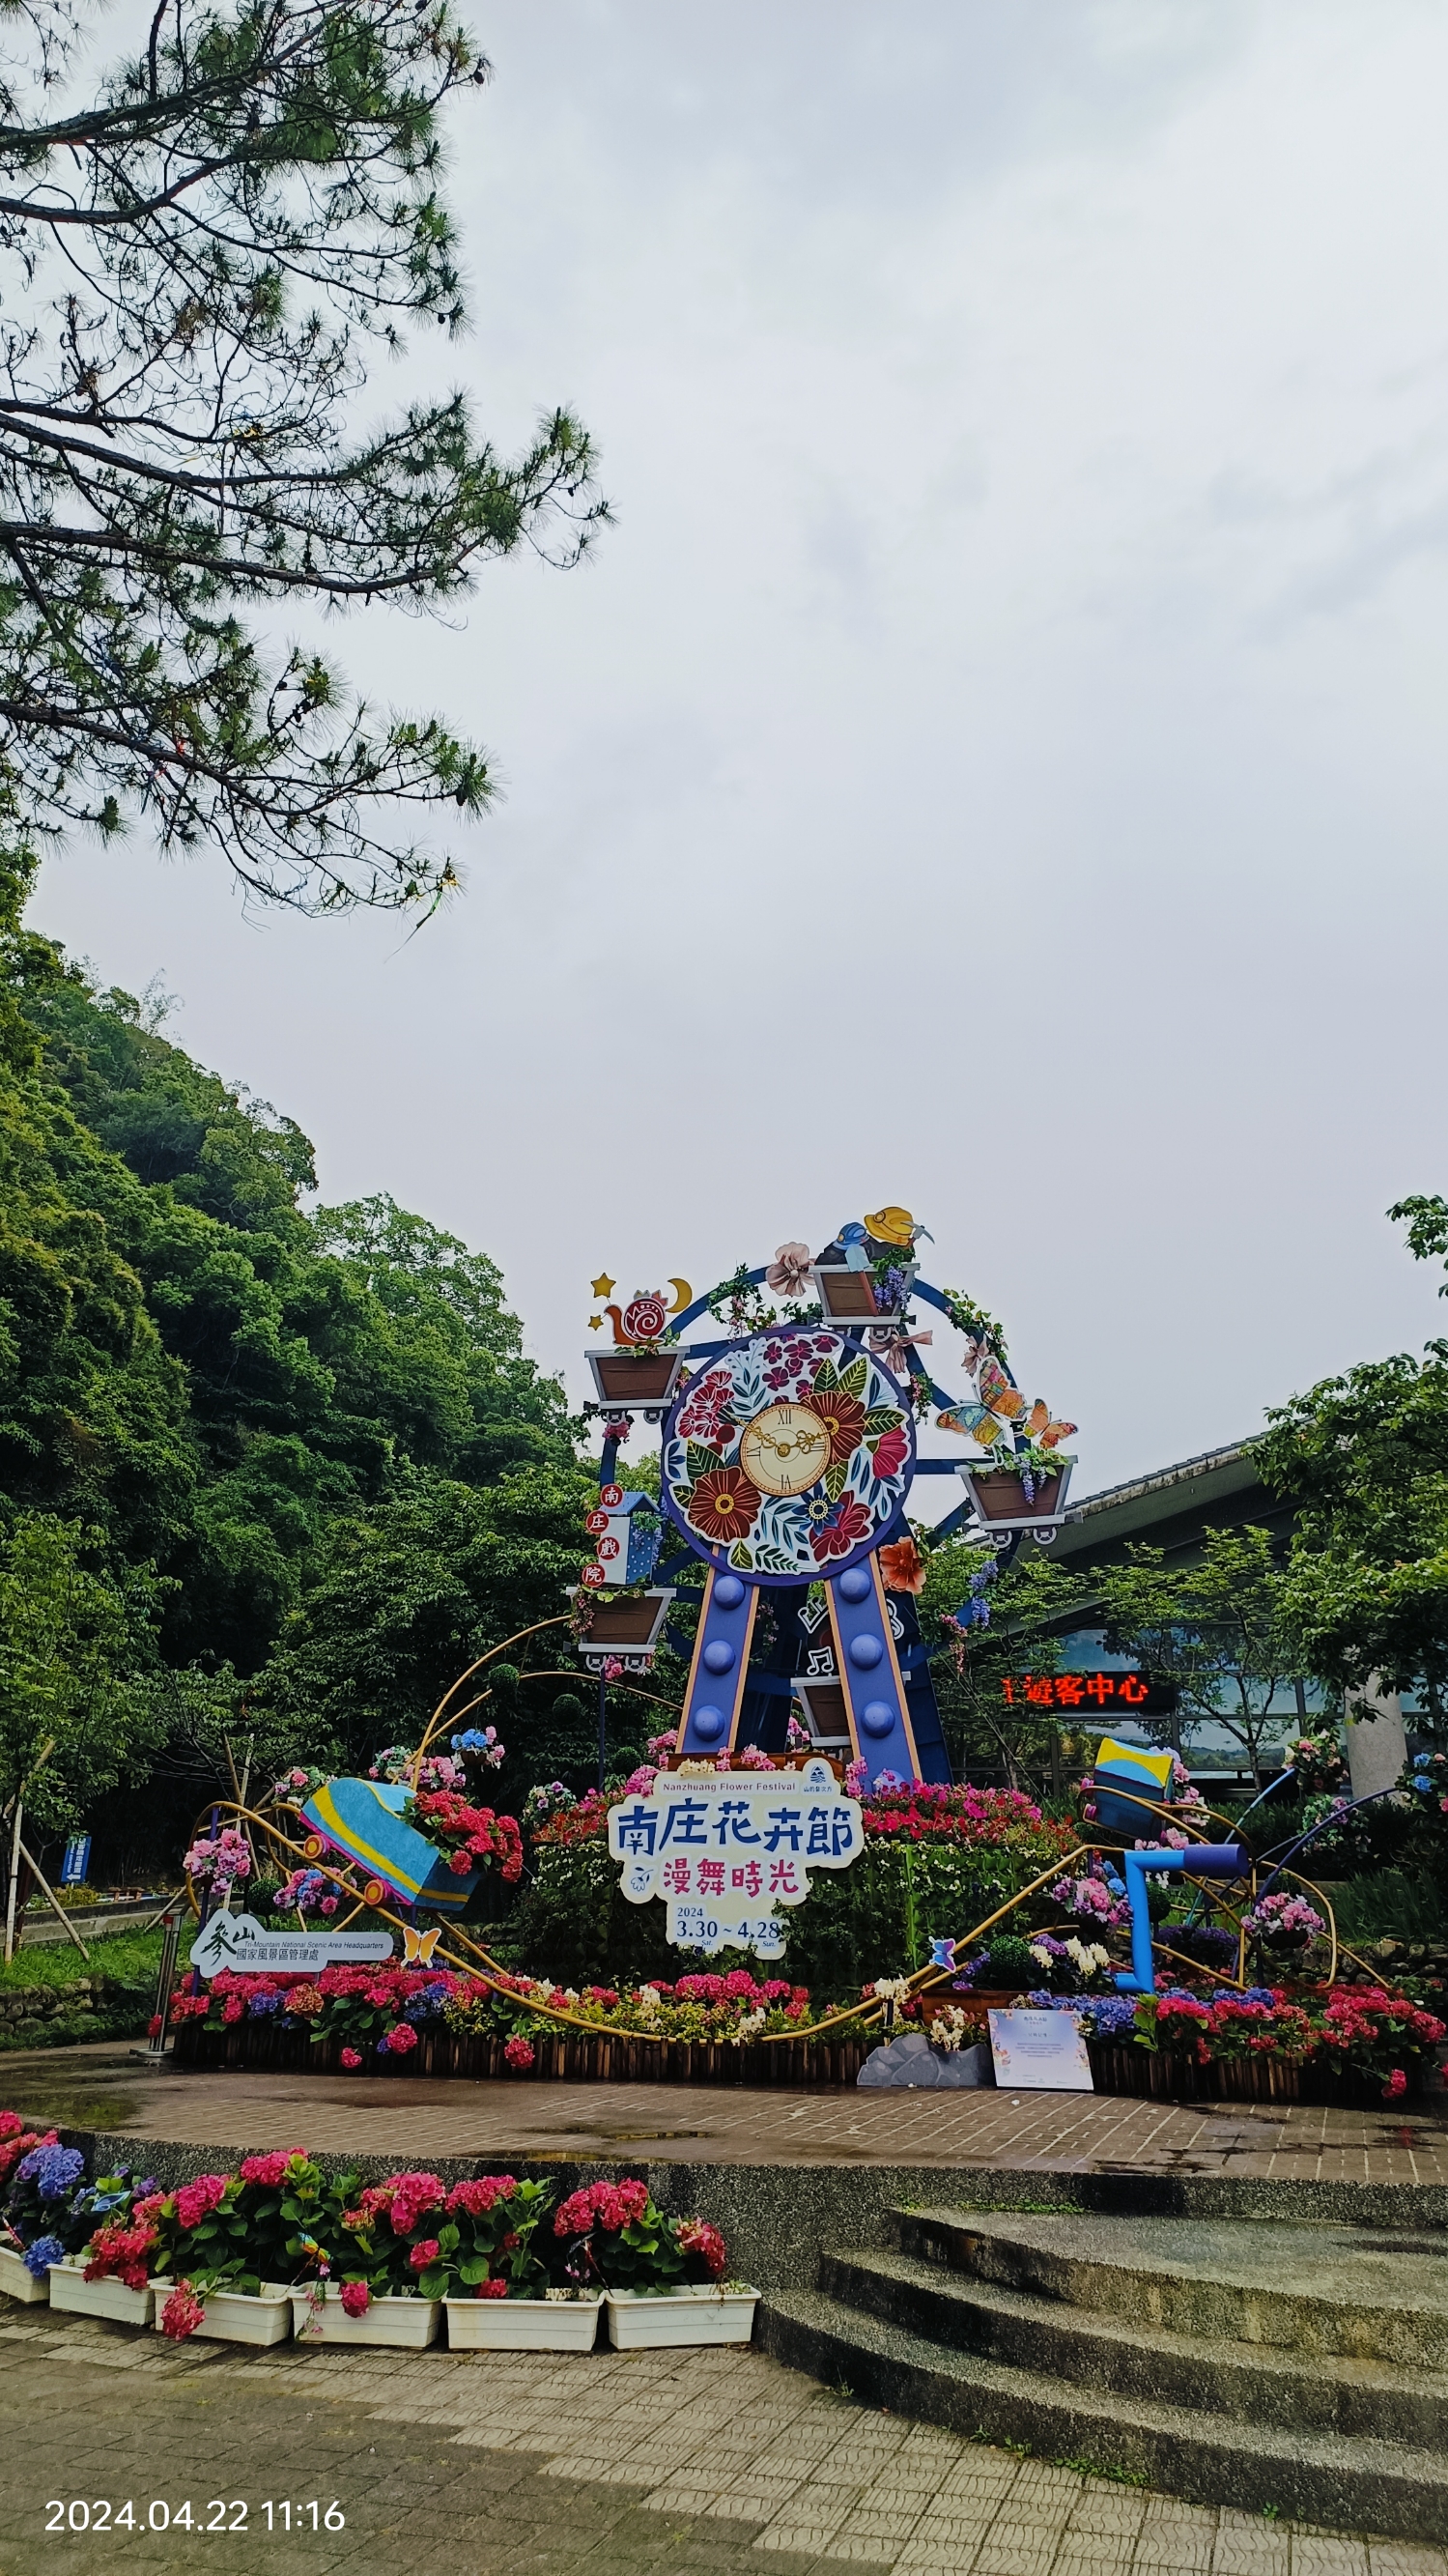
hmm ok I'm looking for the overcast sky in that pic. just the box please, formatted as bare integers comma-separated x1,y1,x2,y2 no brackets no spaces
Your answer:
33,0,1448,1505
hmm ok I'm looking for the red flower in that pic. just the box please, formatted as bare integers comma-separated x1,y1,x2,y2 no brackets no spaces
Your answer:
477,2276,509,2299
502,2035,535,2071
809,1386,866,1464
339,2281,371,2317
686,1466,762,1545
410,2240,441,2272
870,1429,911,1484
810,1498,872,1563
160,2281,205,2341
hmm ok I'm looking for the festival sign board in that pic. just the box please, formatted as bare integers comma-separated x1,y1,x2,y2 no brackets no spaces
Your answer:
188,1911,394,1980
607,1757,864,1959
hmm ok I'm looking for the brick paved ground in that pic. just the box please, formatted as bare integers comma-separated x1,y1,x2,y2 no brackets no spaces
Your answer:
5,2045,1448,2185
3,2300,1443,2576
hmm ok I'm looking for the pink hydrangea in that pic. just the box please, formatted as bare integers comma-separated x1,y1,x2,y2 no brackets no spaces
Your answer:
502,2035,534,2071
409,2240,441,2272
380,2022,417,2055
677,2218,727,2278
174,2174,230,2231
476,2276,509,2299
160,2280,206,2340
446,2176,517,2217
338,2281,371,2318
554,2179,649,2237
340,2048,362,2071
239,2150,307,2188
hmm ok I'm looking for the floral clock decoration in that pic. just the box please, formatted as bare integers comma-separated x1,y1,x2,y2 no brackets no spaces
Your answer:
661,1327,915,1583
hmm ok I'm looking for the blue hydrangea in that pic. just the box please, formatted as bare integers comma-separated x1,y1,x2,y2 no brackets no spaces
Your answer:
22,2234,66,2278
16,2144,84,2200
246,1989,284,2016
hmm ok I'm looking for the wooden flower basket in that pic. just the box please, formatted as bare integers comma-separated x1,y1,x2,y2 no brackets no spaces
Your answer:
966,1469,1066,1525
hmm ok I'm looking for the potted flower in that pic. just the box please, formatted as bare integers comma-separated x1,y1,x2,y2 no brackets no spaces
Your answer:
417,2176,601,2351
965,1442,1072,1527
572,1589,674,1666
5,2144,158,2319
142,2152,330,2345
288,2167,448,2347
552,2180,756,2349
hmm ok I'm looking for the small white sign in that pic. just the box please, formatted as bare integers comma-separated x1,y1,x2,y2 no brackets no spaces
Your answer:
187,1911,395,1979
986,2008,1094,2093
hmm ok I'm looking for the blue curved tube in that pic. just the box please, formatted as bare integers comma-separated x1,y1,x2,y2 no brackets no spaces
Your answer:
1115,1844,1249,1993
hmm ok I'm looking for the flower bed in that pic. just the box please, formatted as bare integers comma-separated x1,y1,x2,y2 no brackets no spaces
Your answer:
165,1956,873,2084
1020,1985,1446,2103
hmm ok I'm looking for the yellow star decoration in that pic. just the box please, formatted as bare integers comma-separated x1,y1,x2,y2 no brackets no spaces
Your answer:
588,1314,604,1332
591,1274,615,1299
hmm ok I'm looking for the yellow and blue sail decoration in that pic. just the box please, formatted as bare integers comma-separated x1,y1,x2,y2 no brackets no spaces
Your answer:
1093,1736,1176,1839
300,1779,479,1914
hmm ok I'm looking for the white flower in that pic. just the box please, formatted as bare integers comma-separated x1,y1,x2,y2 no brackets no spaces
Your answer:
731,2009,767,2046
635,1986,663,2017
871,1976,913,2006
1029,1943,1053,1967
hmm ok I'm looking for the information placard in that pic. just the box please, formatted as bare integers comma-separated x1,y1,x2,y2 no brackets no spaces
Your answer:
986,2008,1093,2093
188,1911,394,1979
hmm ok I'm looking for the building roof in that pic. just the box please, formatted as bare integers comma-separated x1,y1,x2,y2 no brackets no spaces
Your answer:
1046,1437,1290,1579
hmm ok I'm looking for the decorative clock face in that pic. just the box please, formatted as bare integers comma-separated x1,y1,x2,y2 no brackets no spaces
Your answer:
739,1402,832,1497
660,1323,915,1585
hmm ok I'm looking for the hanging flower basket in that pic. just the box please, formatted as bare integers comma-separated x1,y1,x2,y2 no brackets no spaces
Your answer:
965,1464,1070,1526
587,1352,684,1417
573,1589,674,1671
809,1265,916,1325
443,2291,603,2352
605,2285,758,2349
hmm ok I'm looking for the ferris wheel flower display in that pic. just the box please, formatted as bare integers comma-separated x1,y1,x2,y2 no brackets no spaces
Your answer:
661,1325,914,1582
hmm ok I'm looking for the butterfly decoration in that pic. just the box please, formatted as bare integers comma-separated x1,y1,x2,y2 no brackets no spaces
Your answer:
937,1355,1075,1452
401,1924,442,1965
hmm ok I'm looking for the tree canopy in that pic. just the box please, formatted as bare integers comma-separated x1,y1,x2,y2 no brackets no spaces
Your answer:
1258,1199,1448,1730
0,873,596,1869
0,0,604,911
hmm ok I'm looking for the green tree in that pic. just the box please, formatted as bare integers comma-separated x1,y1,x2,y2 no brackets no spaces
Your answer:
1093,1527,1304,1787
1255,1198,1448,1736
0,0,605,911
0,1513,163,1834
918,1540,1091,1789
254,1463,595,1783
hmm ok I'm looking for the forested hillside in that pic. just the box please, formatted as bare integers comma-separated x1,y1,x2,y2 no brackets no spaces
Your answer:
0,897,598,1881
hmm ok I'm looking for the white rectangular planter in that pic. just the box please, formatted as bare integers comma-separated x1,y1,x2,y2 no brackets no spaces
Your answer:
49,2259,154,2327
149,2280,292,2345
287,2285,440,2348
444,2293,602,2353
605,2286,758,2350
0,2241,47,2304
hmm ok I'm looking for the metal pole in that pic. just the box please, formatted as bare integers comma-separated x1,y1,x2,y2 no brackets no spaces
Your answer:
148,1911,181,2058
3,1797,22,1965
597,1673,609,1795
189,1802,218,1996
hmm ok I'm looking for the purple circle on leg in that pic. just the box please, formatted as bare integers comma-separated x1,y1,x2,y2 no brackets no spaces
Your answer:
848,1632,884,1670
714,1574,746,1610
838,1566,872,1604
694,1704,726,1742
703,1639,736,1675
862,1701,894,1739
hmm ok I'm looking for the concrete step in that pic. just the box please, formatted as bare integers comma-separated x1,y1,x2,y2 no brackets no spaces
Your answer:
895,2207,1448,2369
820,2248,1448,2452
756,2287,1448,2542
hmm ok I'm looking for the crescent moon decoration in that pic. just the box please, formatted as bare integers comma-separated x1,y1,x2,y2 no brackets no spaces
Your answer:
667,1277,692,1315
